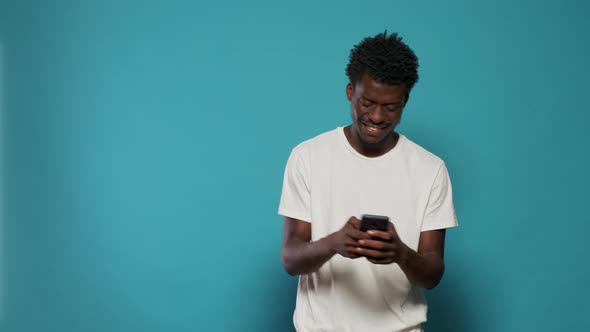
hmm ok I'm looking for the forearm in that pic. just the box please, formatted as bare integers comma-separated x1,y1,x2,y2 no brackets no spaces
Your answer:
281,236,335,276
399,249,445,289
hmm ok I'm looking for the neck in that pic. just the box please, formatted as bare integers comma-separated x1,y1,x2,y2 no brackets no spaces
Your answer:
344,126,399,157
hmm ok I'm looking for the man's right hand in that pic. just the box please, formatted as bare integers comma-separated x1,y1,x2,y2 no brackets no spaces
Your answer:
327,217,373,259
281,216,373,275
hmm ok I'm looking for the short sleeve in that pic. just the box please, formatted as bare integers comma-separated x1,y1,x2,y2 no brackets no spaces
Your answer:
421,162,458,231
278,146,311,223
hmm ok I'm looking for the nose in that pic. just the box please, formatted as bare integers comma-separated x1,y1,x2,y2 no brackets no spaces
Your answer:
367,106,386,124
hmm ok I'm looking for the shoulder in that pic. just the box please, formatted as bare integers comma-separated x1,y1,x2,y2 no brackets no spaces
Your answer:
398,135,446,171
290,128,341,158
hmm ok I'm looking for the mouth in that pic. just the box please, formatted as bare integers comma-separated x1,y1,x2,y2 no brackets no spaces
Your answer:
360,121,389,136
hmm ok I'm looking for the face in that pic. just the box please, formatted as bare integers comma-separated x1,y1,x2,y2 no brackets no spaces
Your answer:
346,73,407,156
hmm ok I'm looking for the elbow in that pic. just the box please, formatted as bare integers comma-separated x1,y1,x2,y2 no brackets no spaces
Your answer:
281,249,299,276
424,264,445,290
284,266,298,276
282,260,298,276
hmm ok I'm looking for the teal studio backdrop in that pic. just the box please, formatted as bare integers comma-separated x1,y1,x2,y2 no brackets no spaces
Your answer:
1,0,589,331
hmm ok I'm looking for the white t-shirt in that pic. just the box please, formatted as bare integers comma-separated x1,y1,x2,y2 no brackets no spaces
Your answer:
278,127,458,332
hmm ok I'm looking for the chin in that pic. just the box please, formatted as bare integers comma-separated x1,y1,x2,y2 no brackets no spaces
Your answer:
361,136,387,146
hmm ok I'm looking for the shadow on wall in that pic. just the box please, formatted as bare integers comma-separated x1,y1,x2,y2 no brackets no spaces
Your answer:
423,271,476,332
0,40,5,321
263,271,297,332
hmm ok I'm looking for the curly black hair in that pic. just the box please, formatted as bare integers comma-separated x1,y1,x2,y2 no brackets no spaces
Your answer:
346,32,419,94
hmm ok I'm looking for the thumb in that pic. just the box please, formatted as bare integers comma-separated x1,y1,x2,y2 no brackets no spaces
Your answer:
348,216,361,228
388,222,400,237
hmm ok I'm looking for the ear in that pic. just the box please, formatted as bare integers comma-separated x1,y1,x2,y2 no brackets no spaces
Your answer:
346,83,353,101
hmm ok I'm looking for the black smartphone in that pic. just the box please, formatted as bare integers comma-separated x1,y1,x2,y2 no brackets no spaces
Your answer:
360,214,389,232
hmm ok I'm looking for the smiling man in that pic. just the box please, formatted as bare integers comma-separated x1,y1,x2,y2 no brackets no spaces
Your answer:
279,32,458,332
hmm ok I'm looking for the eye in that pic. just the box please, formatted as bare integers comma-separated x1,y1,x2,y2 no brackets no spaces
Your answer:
386,105,402,112
360,99,373,107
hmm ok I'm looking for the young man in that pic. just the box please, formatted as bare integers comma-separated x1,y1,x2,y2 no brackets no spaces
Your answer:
279,32,458,332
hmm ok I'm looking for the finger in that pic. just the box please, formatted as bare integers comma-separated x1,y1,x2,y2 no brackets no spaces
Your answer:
367,257,393,265
367,230,393,242
348,216,361,229
342,252,361,259
346,228,372,240
356,247,394,260
344,237,359,248
358,239,393,251
344,245,362,258
388,222,400,237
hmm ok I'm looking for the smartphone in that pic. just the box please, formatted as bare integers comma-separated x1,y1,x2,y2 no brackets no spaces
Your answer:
360,214,389,232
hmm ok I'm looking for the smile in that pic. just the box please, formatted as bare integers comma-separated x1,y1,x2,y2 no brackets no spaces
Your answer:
361,121,388,134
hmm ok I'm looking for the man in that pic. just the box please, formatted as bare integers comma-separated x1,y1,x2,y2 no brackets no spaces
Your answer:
278,32,458,332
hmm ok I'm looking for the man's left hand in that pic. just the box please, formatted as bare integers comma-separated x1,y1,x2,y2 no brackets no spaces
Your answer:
356,222,411,265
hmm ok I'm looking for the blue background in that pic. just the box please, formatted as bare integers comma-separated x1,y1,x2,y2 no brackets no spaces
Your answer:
1,0,589,331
